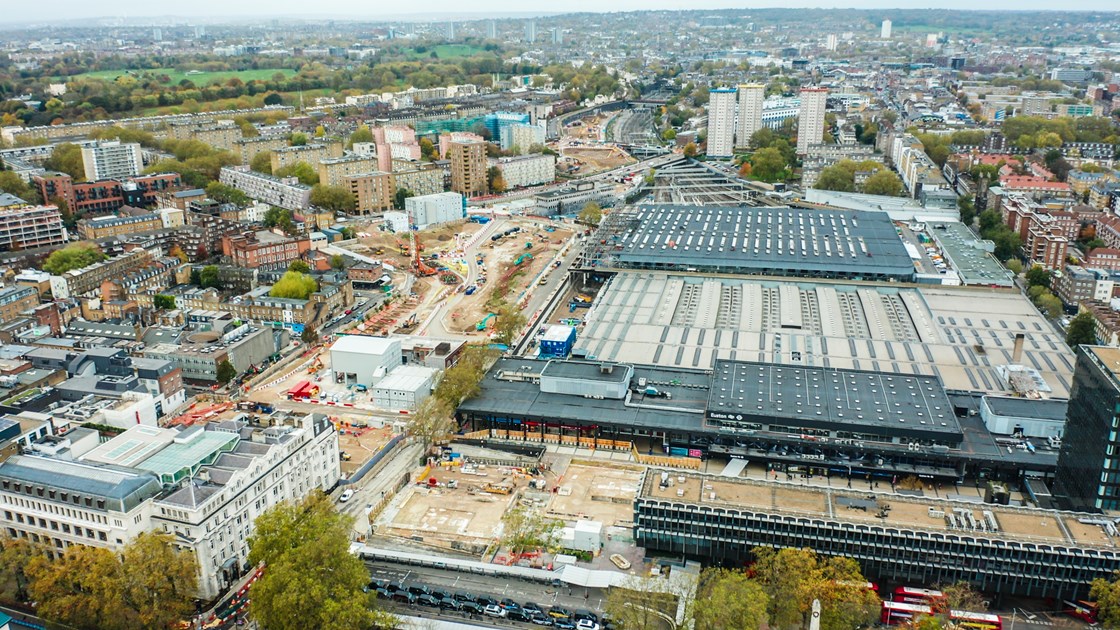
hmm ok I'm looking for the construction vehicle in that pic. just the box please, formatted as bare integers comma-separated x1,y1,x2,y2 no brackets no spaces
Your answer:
410,231,437,277
373,247,384,255
397,239,409,255
484,483,513,495
468,215,492,224
477,313,496,330
526,241,534,249
514,253,533,266
398,313,418,331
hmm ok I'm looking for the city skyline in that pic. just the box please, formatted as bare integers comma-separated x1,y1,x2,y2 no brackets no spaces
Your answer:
4,0,1119,22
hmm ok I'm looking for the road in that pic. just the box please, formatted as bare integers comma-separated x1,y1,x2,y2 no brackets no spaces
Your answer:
338,440,423,536
365,559,609,620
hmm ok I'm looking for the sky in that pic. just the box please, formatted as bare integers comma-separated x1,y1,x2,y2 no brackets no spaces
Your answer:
2,0,1118,22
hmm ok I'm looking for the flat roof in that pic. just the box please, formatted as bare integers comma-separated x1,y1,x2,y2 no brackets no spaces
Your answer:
83,425,176,467
0,455,161,512
709,360,960,436
541,360,630,384
605,205,914,278
573,273,1074,397
134,427,241,484
639,471,1114,549
982,396,1068,421
1088,346,1120,381
375,365,435,391
330,335,399,356
927,222,1014,287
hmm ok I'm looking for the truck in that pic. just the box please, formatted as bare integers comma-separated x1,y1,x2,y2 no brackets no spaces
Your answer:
468,215,492,224
643,386,672,400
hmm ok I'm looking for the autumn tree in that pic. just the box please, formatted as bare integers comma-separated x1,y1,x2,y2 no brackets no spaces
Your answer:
249,151,273,174
274,161,318,186
0,535,49,603
310,184,356,213
931,581,987,614
407,395,455,445
683,142,698,157
578,201,603,226
692,568,770,630
605,575,680,630
500,505,561,556
492,300,527,346
248,493,390,630
43,243,106,274
487,166,506,194
44,142,85,180
750,147,787,182
348,125,374,148
862,170,904,196
751,547,880,630
118,532,200,629
432,345,498,408
1092,571,1120,629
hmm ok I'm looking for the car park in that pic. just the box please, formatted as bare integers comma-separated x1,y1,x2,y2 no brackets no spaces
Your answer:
417,594,440,608
391,591,415,604
530,616,554,626
549,606,572,619
523,602,544,615
459,602,484,615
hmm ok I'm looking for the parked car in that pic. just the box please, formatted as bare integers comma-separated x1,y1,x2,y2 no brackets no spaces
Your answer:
439,597,461,611
339,489,354,502
500,598,521,611
417,594,440,608
475,596,498,608
576,620,601,630
484,604,508,618
459,602,484,615
574,610,599,624
549,606,572,619
406,584,430,596
508,609,533,622
522,602,544,615
530,615,554,626
453,591,475,602
554,619,577,630
391,591,415,604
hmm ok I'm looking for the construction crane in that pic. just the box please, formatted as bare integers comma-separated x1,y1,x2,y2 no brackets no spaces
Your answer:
411,231,437,277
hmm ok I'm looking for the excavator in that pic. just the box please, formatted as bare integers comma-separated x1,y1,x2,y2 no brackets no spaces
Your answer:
410,231,437,277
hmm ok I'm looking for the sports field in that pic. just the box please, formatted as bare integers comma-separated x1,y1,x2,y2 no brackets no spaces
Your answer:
61,68,297,84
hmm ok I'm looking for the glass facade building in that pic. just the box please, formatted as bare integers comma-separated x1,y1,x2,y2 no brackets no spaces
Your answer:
1055,346,1120,512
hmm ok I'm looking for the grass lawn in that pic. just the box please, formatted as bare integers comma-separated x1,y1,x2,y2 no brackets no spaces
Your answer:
405,44,487,60
61,68,297,85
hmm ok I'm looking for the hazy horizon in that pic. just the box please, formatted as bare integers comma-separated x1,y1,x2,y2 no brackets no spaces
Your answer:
2,0,1118,24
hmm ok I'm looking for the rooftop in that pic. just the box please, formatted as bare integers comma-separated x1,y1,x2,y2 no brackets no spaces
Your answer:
1088,346,1120,381
0,455,162,513
134,426,241,484
605,205,914,279
330,335,399,356
541,359,631,384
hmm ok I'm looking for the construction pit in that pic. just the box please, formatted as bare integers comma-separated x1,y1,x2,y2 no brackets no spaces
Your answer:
336,420,399,477
559,146,636,176
546,462,642,528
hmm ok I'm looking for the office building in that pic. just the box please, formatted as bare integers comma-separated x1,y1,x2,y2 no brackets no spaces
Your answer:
735,84,765,149
0,204,66,252
525,20,536,44
1056,346,1120,512
405,192,465,229
449,141,488,198
81,141,143,182
881,19,892,39
796,87,829,155
706,88,737,158
219,166,312,212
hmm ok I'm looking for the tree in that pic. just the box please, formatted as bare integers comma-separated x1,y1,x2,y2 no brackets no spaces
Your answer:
1037,293,1063,319
605,575,681,630
578,201,603,226
0,171,34,201
1025,265,1052,289
751,547,880,630
26,545,127,630
493,300,527,346
248,493,384,630
958,196,977,226
289,132,308,147
1092,571,1120,629
263,206,296,235
216,360,237,384
300,325,318,344
330,254,345,270
310,184,356,214
1004,258,1023,275
500,505,561,556
394,188,415,210
250,151,273,174
205,181,249,206
263,92,284,106
0,535,49,604
1067,312,1097,347
153,294,176,310
749,127,776,150
683,142,698,157
419,137,437,160
488,166,506,194
199,265,220,289
693,569,769,630
407,395,455,445
814,165,856,192
274,161,318,186
43,243,107,274
269,271,318,300
931,581,987,615
44,142,85,180
661,129,677,141
750,147,787,182
862,170,904,196
433,345,497,408
118,532,200,630
288,260,310,274
348,125,373,147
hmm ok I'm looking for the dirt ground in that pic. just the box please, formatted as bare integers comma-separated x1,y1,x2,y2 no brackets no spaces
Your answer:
564,113,612,142
547,462,643,527
445,221,575,335
384,463,524,549
338,423,397,476
560,146,635,176
353,220,485,270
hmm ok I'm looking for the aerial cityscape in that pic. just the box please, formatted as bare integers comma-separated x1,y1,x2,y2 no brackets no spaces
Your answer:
1,4,1120,630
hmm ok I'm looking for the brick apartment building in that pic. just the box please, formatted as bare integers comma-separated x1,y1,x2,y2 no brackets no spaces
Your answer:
221,231,311,270
33,172,182,215
346,172,395,215
77,208,164,240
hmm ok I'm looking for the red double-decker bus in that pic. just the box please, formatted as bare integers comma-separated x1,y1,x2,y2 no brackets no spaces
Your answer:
1063,600,1099,624
892,586,944,605
881,601,1002,630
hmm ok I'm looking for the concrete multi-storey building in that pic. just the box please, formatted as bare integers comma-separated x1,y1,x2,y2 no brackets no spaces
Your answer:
1056,346,1120,513
501,124,547,154
0,204,66,252
0,412,340,599
170,122,242,152
706,88,737,158
405,192,464,229
219,166,311,212
318,155,379,188
735,84,765,148
235,136,289,165
449,141,488,197
494,154,556,189
346,172,395,215
270,143,342,174
81,141,143,182
392,163,445,198
1056,265,1116,307
796,87,828,155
